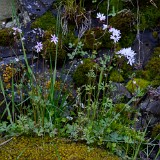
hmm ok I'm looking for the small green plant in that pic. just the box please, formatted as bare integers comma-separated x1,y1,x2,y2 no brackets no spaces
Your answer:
67,41,88,59
73,58,98,87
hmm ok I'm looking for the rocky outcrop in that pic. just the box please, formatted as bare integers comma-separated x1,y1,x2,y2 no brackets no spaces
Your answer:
17,0,56,20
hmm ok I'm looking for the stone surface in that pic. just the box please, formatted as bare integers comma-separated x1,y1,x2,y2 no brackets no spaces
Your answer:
111,82,132,103
140,99,160,116
0,0,18,27
132,30,158,68
17,0,56,20
23,28,44,52
0,46,24,59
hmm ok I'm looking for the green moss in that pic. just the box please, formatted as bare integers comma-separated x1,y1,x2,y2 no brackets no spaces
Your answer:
63,31,79,47
83,28,113,50
151,74,160,87
152,31,158,39
136,51,160,87
0,28,14,46
0,136,119,160
31,11,57,30
135,70,150,80
73,59,98,87
151,123,160,140
145,57,160,79
114,103,136,123
109,12,136,47
42,39,67,66
109,70,124,82
126,78,150,93
139,6,160,30
152,47,160,57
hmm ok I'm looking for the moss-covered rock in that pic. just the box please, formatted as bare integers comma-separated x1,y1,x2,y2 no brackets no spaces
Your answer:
126,78,150,93
151,123,160,140
83,28,113,50
0,28,14,46
0,136,119,160
135,70,151,81
109,11,136,47
42,39,67,66
63,31,79,48
152,31,158,39
73,59,98,87
139,6,160,30
145,57,160,80
31,11,57,30
151,47,160,57
109,70,124,83
151,75,160,87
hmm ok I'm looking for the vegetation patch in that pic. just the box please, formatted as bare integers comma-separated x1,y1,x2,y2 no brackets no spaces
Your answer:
0,136,119,160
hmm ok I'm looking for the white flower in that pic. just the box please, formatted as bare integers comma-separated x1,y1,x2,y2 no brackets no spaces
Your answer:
109,27,121,43
66,116,73,121
133,80,136,84
97,13,106,21
35,42,43,53
15,58,19,62
116,47,136,66
12,27,22,35
51,34,58,44
21,37,25,41
102,24,108,30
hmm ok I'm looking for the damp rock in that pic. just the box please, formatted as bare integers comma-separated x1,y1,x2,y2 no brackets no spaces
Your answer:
132,30,159,68
17,0,56,20
23,28,44,52
111,82,132,103
0,0,18,25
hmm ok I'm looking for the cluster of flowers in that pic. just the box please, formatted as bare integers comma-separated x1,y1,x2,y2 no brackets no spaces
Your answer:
116,47,136,66
97,13,121,43
12,26,58,53
12,13,136,66
35,34,58,53
96,12,136,66
12,27,22,35
12,27,25,41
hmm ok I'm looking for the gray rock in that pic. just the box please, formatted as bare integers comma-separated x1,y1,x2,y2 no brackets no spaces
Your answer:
0,54,34,67
0,0,18,22
141,100,160,116
5,19,17,28
111,82,132,103
132,30,158,68
23,28,44,52
17,0,56,20
0,46,24,59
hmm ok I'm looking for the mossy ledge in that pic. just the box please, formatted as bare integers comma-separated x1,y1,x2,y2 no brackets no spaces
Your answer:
0,136,119,160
